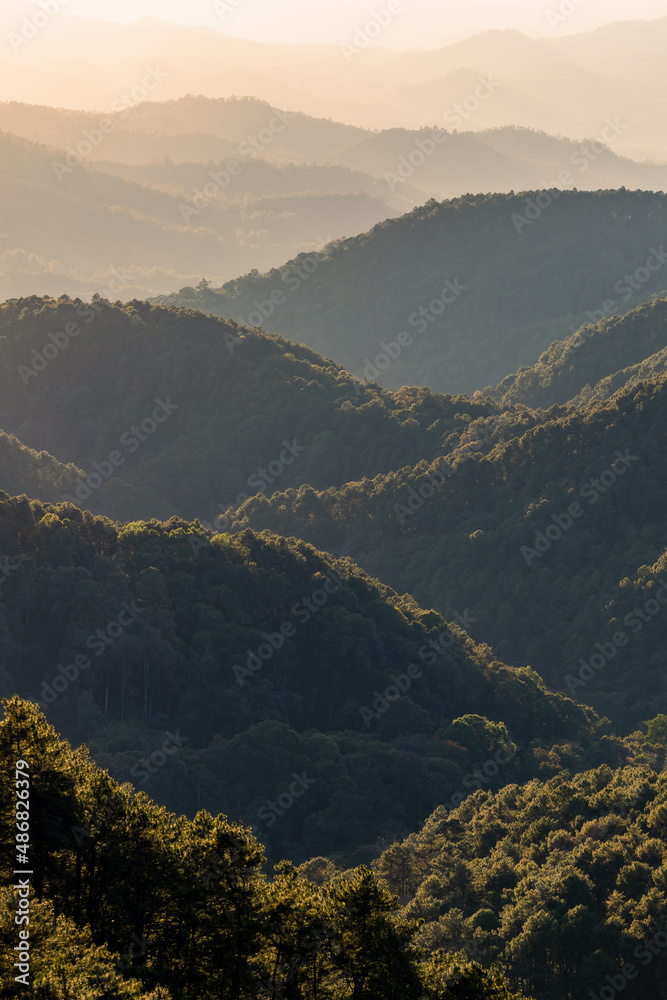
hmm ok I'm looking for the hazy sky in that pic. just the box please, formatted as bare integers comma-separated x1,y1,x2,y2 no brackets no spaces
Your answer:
50,0,667,45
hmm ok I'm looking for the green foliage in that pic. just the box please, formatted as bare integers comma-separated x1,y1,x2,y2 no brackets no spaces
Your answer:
1,698,532,1000
0,496,613,865
421,951,531,1000
0,296,494,522
489,296,667,409
232,371,667,730
384,764,667,999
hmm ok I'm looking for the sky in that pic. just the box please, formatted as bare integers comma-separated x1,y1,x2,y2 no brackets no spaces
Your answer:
40,0,667,46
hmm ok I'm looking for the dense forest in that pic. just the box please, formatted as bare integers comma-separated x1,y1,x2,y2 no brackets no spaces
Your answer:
381,757,667,1000
4,698,667,998
489,296,667,409
6,8,667,997
0,296,499,521
5,294,667,736
225,369,667,732
0,493,619,866
0,697,532,999
154,189,667,394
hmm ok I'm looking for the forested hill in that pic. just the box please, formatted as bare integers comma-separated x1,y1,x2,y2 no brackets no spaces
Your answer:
489,295,667,409
378,758,667,1000
0,296,500,523
225,372,667,732
0,697,535,999
0,494,622,866
4,698,667,998
152,189,667,395
0,426,172,523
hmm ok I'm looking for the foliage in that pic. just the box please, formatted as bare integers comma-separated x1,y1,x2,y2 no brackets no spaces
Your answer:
0,495,619,864
381,764,667,999
230,371,667,731
0,697,530,1000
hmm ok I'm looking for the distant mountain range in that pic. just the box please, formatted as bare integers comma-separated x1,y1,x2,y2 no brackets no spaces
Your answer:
2,7,667,154
155,188,667,395
4,96,667,301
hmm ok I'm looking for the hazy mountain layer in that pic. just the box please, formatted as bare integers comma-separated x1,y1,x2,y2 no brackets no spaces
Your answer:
155,189,667,395
2,8,667,151
0,129,398,300
0,296,500,523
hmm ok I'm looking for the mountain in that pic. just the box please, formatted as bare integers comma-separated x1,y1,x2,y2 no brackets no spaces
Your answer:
6,96,667,303
223,369,667,732
0,295,504,524
3,8,667,150
0,498,615,866
94,156,419,208
489,296,667,409
329,124,667,201
0,695,535,999
0,431,84,506
154,189,667,395
0,128,400,300
377,755,667,1000
7,98,666,196
0,96,369,166
6,293,667,732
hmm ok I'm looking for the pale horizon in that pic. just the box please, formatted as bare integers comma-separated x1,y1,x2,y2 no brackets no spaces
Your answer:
13,0,667,48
